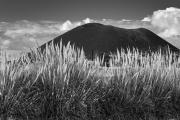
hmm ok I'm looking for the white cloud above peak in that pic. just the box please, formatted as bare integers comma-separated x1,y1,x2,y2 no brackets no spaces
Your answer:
141,17,151,22
83,18,94,23
143,7,180,38
60,20,73,31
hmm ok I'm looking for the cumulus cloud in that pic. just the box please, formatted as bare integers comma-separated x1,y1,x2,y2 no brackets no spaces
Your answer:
60,20,72,31
75,22,82,26
83,18,91,23
83,18,95,23
141,17,151,22
60,20,82,31
158,29,179,38
143,7,180,38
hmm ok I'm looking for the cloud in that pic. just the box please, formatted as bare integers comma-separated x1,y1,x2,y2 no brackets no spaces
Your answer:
60,20,78,31
75,22,82,26
143,7,180,38
83,18,95,23
158,29,179,38
141,17,151,22
97,19,153,30
2,40,10,45
60,20,72,31
4,21,61,38
83,18,91,23
28,37,36,42
122,19,131,22
0,40,10,49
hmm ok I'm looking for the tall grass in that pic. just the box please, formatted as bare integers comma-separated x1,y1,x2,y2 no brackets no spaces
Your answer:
0,40,180,120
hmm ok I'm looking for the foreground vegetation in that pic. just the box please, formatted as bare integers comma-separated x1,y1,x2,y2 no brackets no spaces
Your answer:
0,41,180,120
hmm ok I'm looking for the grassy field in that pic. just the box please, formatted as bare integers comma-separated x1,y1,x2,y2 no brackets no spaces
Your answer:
0,41,180,120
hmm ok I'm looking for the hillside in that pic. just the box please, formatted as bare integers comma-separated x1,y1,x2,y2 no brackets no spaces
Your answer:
38,23,180,59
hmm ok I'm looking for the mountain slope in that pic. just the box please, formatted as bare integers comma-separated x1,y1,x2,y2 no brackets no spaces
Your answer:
38,23,180,59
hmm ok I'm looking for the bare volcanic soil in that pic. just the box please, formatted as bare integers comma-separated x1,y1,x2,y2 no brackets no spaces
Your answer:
39,23,179,59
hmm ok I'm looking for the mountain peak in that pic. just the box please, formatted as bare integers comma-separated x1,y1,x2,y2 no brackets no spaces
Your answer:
81,23,104,28
38,23,180,58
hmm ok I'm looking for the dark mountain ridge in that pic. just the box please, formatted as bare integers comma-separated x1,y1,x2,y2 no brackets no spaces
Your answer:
39,23,179,58
21,23,180,65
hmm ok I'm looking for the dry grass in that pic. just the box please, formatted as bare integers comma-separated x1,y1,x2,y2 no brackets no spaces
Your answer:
0,40,180,120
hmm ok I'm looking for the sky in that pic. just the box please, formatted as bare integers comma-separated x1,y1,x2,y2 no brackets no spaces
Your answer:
0,0,180,54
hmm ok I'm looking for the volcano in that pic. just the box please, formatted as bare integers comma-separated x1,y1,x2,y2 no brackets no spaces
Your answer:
37,23,179,59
